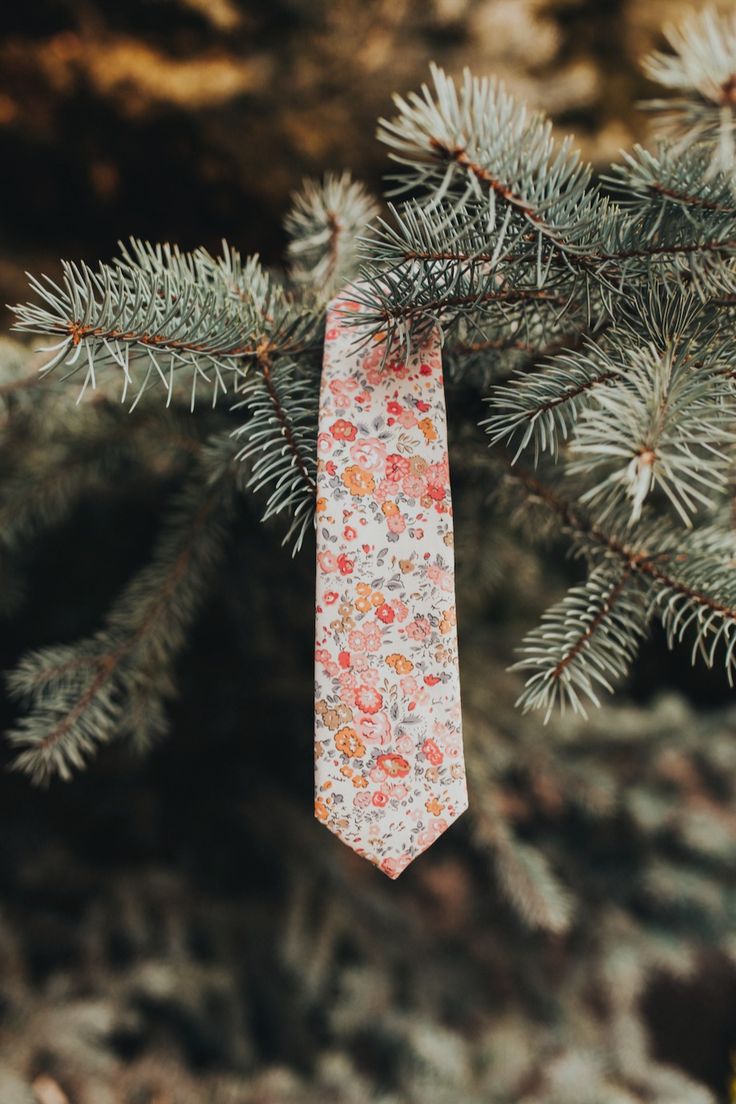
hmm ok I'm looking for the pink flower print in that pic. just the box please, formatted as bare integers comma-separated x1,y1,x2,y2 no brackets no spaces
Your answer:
395,733,414,756
385,454,410,482
426,563,453,591
339,670,357,690
399,675,419,695
317,432,333,456
373,478,394,504
348,629,366,652
361,624,383,652
355,685,383,714
392,599,409,622
405,617,431,641
428,459,450,484
349,438,387,471
315,648,332,667
357,711,390,745
380,854,412,878
401,475,426,500
359,666,381,687
344,526,357,541
324,591,338,605
387,514,406,535
384,782,409,801
353,792,372,809
317,551,338,573
398,409,417,429
372,790,389,808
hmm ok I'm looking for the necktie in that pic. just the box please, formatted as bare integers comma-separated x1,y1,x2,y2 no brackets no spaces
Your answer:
314,292,467,878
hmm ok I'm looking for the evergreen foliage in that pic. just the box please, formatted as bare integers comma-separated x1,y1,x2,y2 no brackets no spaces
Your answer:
5,9,736,771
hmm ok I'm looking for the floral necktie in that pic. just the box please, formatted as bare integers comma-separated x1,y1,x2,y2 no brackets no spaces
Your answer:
314,292,467,878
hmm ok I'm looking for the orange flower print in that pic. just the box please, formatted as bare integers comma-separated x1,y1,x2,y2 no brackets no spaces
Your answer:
331,418,357,441
386,653,413,675
418,417,438,442
315,798,329,821
425,797,444,816
316,496,327,513
377,753,411,778
352,775,368,788
355,596,371,613
354,685,383,714
335,727,366,758
399,559,414,573
342,465,375,496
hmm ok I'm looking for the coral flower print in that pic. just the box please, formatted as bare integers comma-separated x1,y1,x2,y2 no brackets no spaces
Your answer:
377,753,411,778
314,290,467,879
331,418,357,441
354,685,383,714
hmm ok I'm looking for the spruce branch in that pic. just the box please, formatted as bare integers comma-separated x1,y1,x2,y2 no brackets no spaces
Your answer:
11,244,319,411
502,460,736,702
5,437,239,783
568,343,735,526
513,566,651,720
233,351,319,553
286,172,380,297
642,7,736,180
377,63,600,257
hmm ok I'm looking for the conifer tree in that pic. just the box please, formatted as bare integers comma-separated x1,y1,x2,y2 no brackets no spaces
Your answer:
4,8,736,1102
7,7,736,778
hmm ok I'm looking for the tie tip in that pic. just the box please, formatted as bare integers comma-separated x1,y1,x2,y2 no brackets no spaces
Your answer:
315,803,468,879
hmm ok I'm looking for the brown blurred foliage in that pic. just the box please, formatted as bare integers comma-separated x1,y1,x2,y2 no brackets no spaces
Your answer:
0,0,721,317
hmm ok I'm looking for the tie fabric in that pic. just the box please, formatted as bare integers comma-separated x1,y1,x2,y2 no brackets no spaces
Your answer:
314,291,467,878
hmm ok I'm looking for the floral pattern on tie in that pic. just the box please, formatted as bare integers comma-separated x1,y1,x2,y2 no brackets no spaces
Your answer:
314,294,467,879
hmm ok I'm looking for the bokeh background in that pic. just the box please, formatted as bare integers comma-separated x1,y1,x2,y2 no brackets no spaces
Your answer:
2,2,736,1103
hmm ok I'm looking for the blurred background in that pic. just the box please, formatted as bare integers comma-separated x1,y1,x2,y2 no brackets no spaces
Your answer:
3,2,736,1103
